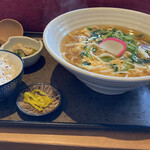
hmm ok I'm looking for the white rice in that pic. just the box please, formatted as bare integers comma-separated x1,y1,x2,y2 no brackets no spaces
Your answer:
0,54,16,85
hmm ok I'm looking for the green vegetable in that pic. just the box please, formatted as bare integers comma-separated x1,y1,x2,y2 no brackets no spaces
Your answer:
112,28,117,32
82,61,91,65
100,56,113,62
83,45,87,49
101,29,108,33
80,51,91,58
13,49,25,57
123,63,133,71
139,59,150,64
110,64,116,67
91,30,101,38
114,66,119,72
86,47,90,52
87,27,93,31
129,56,150,64
126,43,139,55
102,29,107,32
97,40,102,44
110,64,118,72
145,50,149,54
106,28,116,38
137,34,144,38
129,55,140,63
123,34,134,41
114,30,124,40
92,47,97,53
87,26,141,63
106,30,114,37
83,46,90,52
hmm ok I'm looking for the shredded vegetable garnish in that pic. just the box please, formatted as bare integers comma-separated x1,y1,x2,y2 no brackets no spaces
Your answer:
23,89,53,112
61,25,150,77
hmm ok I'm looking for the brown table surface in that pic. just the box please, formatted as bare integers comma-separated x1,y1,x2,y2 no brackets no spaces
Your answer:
1,35,150,149
0,126,150,149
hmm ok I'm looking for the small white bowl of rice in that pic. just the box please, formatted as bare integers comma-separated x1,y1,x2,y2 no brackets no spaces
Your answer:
43,7,150,95
0,50,24,100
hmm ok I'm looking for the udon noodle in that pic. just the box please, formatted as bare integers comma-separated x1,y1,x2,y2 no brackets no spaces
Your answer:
61,25,150,77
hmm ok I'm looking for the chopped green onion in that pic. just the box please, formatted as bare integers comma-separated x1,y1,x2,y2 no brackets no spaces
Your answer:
92,47,97,53
82,61,91,65
114,66,119,72
87,27,93,31
110,64,118,72
137,34,144,38
97,40,102,44
80,51,91,58
145,50,149,54
139,59,150,64
129,55,140,63
112,28,117,32
123,63,133,71
123,34,134,41
100,57,113,62
83,45,87,49
114,30,124,40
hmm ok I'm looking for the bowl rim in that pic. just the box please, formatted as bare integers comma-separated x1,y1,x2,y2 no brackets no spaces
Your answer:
0,36,43,60
16,83,62,117
0,49,24,87
43,7,150,82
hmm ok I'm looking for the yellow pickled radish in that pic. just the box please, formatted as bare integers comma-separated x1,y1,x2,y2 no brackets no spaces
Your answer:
23,89,53,112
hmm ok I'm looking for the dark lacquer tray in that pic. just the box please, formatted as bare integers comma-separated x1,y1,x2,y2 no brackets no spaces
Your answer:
1,32,150,131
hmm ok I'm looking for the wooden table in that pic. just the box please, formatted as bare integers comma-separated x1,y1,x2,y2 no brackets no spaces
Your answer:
0,126,150,149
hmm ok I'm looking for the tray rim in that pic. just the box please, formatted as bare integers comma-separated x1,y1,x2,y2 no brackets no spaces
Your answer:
0,120,150,131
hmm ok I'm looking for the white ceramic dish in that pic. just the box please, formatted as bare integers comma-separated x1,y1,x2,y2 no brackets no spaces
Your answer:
43,7,150,95
0,36,43,67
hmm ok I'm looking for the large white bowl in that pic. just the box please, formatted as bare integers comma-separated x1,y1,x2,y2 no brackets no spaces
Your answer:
43,7,150,95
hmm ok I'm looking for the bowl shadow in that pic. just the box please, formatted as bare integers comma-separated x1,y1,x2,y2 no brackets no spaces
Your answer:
24,55,45,74
50,64,150,126
0,81,27,119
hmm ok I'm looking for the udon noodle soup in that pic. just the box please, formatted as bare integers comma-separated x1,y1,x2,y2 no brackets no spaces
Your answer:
61,25,150,77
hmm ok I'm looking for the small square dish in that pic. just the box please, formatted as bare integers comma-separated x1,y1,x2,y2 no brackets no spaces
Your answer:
16,83,61,117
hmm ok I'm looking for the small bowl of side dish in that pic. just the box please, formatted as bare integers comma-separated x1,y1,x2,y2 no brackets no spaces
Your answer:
0,50,24,100
43,7,150,95
0,36,43,67
16,83,61,116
